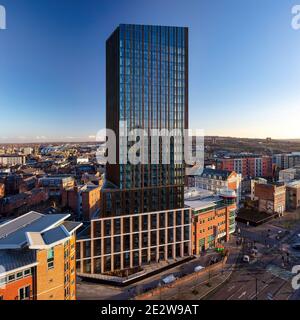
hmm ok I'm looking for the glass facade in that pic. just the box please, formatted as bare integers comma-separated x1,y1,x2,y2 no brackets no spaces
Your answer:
105,24,188,215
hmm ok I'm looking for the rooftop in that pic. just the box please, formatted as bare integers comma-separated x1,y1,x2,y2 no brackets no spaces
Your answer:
0,211,71,249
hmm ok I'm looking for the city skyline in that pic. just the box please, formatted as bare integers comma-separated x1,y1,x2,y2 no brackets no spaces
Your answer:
1,0,300,142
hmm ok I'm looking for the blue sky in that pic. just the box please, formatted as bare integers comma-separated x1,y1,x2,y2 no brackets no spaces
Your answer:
0,0,300,142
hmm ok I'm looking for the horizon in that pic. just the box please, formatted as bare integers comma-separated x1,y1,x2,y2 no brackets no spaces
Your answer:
1,0,300,142
2,135,300,145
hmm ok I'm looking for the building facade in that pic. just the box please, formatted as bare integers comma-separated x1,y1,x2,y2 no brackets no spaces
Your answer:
76,208,191,275
187,168,242,204
105,24,188,213
216,155,273,178
185,189,236,254
0,154,26,167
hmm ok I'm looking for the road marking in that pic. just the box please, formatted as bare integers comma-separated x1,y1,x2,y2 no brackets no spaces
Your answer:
238,291,247,299
227,285,235,292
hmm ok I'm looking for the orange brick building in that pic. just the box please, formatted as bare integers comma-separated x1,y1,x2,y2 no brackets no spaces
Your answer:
185,189,237,254
0,211,81,300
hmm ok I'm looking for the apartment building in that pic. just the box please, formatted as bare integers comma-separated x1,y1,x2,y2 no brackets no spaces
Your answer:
185,189,236,254
216,155,273,178
279,165,300,183
188,168,241,203
0,211,82,300
273,153,300,170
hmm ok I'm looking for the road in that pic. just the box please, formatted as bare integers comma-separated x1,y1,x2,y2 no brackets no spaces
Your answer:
77,250,222,300
205,214,300,300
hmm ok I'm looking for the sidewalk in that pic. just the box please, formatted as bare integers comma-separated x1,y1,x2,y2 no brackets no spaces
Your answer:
134,244,241,300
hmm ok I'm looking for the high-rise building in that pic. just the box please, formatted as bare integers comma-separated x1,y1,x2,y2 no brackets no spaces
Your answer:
76,24,191,280
103,24,188,215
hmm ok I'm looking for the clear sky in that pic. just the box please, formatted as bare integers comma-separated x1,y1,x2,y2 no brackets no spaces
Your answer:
0,0,300,142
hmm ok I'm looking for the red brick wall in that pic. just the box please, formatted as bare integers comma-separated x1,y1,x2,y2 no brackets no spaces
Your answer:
0,275,33,300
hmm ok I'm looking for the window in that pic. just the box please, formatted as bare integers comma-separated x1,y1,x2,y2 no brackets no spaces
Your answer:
0,295,3,300
16,272,23,279
8,274,15,282
24,269,31,277
19,286,30,300
47,248,54,269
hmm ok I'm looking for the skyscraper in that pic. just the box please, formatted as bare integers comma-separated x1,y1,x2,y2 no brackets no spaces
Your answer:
104,24,189,216
77,24,191,278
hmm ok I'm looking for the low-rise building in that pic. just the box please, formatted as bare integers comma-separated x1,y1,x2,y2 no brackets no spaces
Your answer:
0,154,26,167
38,175,75,197
0,211,82,300
250,177,267,200
254,182,286,215
286,180,300,210
0,188,49,216
187,168,242,204
279,165,300,183
62,182,102,221
185,188,237,254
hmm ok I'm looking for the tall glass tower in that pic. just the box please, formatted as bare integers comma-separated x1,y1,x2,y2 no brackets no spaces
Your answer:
104,24,188,216
76,25,191,276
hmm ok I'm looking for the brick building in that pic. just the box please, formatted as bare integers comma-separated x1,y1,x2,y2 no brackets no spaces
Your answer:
185,189,237,254
0,211,82,300
254,182,286,215
216,155,273,178
0,188,49,216
62,182,102,221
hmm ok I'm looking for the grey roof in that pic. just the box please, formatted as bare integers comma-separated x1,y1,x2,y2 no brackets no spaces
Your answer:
0,211,43,239
42,226,69,245
63,221,83,233
201,168,233,180
0,249,37,274
0,211,70,249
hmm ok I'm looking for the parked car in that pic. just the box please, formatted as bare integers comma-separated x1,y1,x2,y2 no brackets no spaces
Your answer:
162,274,177,284
194,265,205,272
